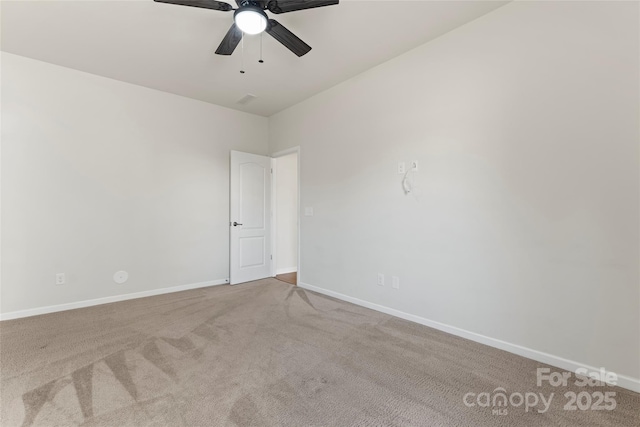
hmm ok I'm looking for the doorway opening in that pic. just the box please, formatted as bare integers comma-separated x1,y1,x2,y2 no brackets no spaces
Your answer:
271,148,299,286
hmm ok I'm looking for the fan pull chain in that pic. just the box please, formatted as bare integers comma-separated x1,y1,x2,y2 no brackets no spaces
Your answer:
259,33,264,64
240,32,246,74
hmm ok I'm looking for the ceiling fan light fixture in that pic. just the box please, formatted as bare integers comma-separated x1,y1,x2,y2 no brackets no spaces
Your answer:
234,6,268,35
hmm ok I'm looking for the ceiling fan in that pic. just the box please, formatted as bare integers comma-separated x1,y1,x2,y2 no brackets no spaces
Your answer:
154,0,339,57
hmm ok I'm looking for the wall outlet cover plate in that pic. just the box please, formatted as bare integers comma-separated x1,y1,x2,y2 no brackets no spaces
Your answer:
55,273,65,285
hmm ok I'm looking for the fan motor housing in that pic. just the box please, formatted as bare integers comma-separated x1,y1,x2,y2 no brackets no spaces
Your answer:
238,0,264,9
234,4,267,17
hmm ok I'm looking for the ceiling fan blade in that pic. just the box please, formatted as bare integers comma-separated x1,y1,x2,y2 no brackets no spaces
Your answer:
266,19,311,57
154,0,234,12
267,0,338,14
215,23,243,55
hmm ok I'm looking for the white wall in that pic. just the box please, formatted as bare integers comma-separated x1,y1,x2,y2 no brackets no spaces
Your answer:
269,1,640,383
1,52,268,315
275,153,298,274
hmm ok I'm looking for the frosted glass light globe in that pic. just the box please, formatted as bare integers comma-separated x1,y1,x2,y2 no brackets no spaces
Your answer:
234,7,267,35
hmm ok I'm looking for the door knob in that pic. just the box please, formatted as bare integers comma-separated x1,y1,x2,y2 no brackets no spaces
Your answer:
232,222,243,226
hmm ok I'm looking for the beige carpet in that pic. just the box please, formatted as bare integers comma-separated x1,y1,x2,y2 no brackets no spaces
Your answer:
0,278,638,426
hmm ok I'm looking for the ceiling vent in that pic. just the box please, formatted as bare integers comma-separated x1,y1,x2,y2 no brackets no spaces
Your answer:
237,94,258,105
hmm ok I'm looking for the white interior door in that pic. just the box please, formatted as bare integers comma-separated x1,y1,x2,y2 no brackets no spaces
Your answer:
230,150,271,285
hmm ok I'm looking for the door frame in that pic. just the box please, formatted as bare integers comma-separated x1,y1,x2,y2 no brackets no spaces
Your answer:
270,146,301,284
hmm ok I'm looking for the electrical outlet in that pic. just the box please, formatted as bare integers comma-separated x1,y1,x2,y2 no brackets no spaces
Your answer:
392,276,400,289
55,273,65,285
397,162,406,174
377,273,385,286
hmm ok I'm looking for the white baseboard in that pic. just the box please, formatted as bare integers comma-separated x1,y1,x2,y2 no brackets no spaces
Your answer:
298,281,640,394
276,267,297,275
0,279,228,321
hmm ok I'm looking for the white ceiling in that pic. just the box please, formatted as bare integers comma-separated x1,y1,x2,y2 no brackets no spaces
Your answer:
1,0,508,116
